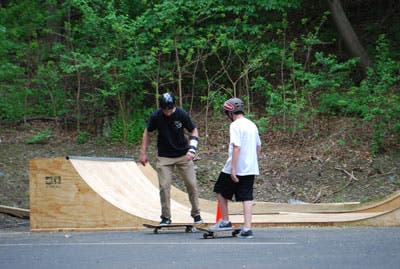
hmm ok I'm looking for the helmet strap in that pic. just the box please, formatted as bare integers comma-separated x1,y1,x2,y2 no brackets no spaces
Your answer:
226,111,234,122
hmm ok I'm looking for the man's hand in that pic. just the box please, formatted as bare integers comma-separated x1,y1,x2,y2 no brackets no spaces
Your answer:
139,152,148,166
140,129,150,166
186,151,195,161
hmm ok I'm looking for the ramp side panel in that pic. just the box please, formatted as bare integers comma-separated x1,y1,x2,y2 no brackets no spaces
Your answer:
29,158,153,231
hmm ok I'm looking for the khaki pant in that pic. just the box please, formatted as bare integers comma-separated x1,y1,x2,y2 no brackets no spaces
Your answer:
156,155,200,219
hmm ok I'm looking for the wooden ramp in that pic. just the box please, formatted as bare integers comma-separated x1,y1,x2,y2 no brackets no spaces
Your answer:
29,157,215,232
29,157,400,232
139,162,400,215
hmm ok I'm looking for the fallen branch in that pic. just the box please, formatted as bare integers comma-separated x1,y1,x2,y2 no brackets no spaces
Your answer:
0,205,30,219
312,189,322,203
335,167,360,181
331,179,353,195
369,168,396,178
18,116,63,123
331,167,359,195
312,186,328,203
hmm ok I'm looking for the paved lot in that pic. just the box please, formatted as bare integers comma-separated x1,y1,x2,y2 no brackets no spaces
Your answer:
1,227,399,269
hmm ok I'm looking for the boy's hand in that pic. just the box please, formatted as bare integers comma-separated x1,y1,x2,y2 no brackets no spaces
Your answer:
231,172,239,183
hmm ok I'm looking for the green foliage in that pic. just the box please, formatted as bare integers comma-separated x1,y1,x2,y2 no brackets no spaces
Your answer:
357,36,400,153
77,131,89,144
24,128,51,144
0,0,399,155
311,53,359,116
337,139,346,147
250,19,307,132
305,53,358,92
209,90,230,113
249,115,269,134
32,61,67,117
316,35,400,154
0,87,26,121
110,109,151,144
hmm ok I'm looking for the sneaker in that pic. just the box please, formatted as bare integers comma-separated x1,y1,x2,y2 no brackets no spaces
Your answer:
238,229,254,239
159,217,171,226
209,220,232,231
193,215,203,224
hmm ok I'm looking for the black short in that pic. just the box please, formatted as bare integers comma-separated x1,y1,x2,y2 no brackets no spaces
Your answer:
213,172,254,201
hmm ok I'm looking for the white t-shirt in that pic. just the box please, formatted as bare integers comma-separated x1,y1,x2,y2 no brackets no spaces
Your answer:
222,117,261,176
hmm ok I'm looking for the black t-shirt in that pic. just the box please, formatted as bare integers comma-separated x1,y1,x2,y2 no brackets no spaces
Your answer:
147,107,196,157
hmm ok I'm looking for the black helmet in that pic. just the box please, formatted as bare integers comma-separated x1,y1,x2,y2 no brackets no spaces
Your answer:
222,98,245,114
159,92,175,110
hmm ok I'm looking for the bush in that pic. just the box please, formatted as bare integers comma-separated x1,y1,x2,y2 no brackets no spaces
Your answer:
110,108,152,144
77,131,89,144
357,35,400,153
316,35,400,154
24,128,51,144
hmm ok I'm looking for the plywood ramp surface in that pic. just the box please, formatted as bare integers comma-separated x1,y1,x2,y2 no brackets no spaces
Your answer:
138,161,400,215
69,159,215,223
138,163,220,213
246,189,400,214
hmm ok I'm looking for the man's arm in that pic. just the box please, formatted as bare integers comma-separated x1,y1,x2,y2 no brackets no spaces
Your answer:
190,127,199,137
186,127,199,161
139,128,150,165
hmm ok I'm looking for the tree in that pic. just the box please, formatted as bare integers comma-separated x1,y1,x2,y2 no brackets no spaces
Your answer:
327,0,372,71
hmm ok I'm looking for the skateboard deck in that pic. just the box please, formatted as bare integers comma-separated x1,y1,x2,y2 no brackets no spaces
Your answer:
196,226,242,239
143,223,196,234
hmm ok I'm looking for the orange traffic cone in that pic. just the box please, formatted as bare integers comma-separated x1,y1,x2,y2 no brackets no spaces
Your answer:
216,201,222,222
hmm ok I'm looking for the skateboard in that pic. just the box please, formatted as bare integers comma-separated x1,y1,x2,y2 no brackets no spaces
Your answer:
196,226,242,239
143,223,196,234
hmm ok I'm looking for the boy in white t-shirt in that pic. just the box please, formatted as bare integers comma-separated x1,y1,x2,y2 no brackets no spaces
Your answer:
211,98,261,239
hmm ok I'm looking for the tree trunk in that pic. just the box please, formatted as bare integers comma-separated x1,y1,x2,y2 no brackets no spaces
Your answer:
174,36,183,107
327,0,372,71
117,92,127,143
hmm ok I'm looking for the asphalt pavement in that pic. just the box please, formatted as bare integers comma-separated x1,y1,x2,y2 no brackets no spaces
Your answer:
1,226,399,269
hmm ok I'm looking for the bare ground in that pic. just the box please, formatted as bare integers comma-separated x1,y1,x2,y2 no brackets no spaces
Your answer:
1,116,399,228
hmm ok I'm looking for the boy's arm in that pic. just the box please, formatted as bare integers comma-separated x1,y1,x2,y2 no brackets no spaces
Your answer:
257,145,261,158
231,145,240,182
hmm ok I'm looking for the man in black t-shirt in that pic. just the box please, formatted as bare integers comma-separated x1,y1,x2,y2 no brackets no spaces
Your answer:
139,93,203,225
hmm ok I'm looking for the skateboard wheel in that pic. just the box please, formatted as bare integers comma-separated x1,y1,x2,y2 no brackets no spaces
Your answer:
203,233,208,239
153,229,158,234
212,232,217,238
